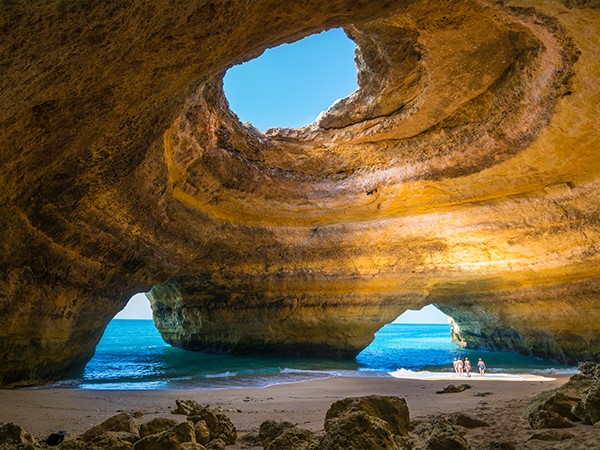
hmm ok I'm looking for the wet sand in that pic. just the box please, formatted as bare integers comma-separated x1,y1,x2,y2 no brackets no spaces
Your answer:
4,374,598,449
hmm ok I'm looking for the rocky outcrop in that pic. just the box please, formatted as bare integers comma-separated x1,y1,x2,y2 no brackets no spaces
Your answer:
526,361,600,428
171,400,236,446
1,0,599,386
409,416,471,450
0,422,38,449
324,395,410,437
255,420,316,450
316,396,410,450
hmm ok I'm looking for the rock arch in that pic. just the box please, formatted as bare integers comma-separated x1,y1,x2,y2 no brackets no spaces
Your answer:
0,0,598,386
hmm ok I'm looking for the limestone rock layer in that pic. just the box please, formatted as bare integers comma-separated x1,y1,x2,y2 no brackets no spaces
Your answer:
0,0,599,386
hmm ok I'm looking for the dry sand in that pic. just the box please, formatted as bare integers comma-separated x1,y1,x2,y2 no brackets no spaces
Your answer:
1,374,599,449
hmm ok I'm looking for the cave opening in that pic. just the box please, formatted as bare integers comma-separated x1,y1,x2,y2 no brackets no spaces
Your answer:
113,292,153,320
80,293,171,388
223,27,357,131
356,305,462,372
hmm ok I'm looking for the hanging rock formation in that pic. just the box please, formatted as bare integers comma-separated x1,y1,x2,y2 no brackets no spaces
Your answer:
0,0,599,387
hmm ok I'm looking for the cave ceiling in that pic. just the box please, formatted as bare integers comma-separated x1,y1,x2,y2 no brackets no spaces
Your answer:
0,0,599,386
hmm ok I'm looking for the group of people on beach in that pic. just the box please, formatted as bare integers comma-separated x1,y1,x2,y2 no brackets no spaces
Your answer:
453,357,486,377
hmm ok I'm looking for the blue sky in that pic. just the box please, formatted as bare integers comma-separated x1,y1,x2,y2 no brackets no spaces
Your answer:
115,29,449,325
223,28,358,131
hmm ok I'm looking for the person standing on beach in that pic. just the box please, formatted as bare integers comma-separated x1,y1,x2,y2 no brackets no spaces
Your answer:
453,358,459,374
478,358,486,376
457,357,464,375
464,358,471,377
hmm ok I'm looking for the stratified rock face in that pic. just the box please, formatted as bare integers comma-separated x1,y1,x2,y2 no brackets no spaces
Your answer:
0,0,599,386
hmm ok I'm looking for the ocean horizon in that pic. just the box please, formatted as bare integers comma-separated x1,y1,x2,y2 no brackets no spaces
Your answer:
49,319,575,390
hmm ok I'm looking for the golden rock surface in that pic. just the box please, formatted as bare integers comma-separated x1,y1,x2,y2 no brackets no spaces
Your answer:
0,0,598,386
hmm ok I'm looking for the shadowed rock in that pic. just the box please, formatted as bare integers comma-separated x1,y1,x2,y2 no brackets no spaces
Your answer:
572,384,600,425
325,395,410,436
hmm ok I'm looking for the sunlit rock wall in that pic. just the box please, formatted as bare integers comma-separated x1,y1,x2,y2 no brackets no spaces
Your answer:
0,0,598,386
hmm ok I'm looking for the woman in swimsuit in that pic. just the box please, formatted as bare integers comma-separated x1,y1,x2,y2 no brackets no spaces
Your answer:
464,358,471,377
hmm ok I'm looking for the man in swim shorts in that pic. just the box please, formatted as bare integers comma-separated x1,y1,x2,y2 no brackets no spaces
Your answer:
478,358,486,376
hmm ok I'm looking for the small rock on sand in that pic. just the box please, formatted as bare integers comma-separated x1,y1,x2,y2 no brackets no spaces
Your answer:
436,384,472,394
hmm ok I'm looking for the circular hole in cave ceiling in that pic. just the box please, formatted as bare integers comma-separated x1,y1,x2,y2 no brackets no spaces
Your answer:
223,28,357,132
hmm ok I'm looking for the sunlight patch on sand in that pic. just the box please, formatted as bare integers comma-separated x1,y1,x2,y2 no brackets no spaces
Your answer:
388,369,556,381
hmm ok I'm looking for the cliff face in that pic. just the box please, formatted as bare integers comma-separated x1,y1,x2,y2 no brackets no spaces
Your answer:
1,0,598,387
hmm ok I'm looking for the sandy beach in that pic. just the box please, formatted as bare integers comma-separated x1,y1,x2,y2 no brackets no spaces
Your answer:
3,374,599,449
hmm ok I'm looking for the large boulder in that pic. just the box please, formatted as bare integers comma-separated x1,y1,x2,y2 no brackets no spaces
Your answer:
80,412,138,442
134,421,197,450
571,384,600,425
526,390,578,429
409,416,471,450
324,395,410,436
316,411,407,450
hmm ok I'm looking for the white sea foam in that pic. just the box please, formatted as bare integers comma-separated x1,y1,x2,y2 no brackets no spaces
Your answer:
388,368,557,381
204,371,237,379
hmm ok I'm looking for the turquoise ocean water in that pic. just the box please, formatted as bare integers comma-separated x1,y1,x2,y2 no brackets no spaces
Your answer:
60,320,573,390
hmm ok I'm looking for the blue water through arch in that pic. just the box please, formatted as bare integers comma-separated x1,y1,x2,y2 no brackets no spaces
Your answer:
66,317,572,390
